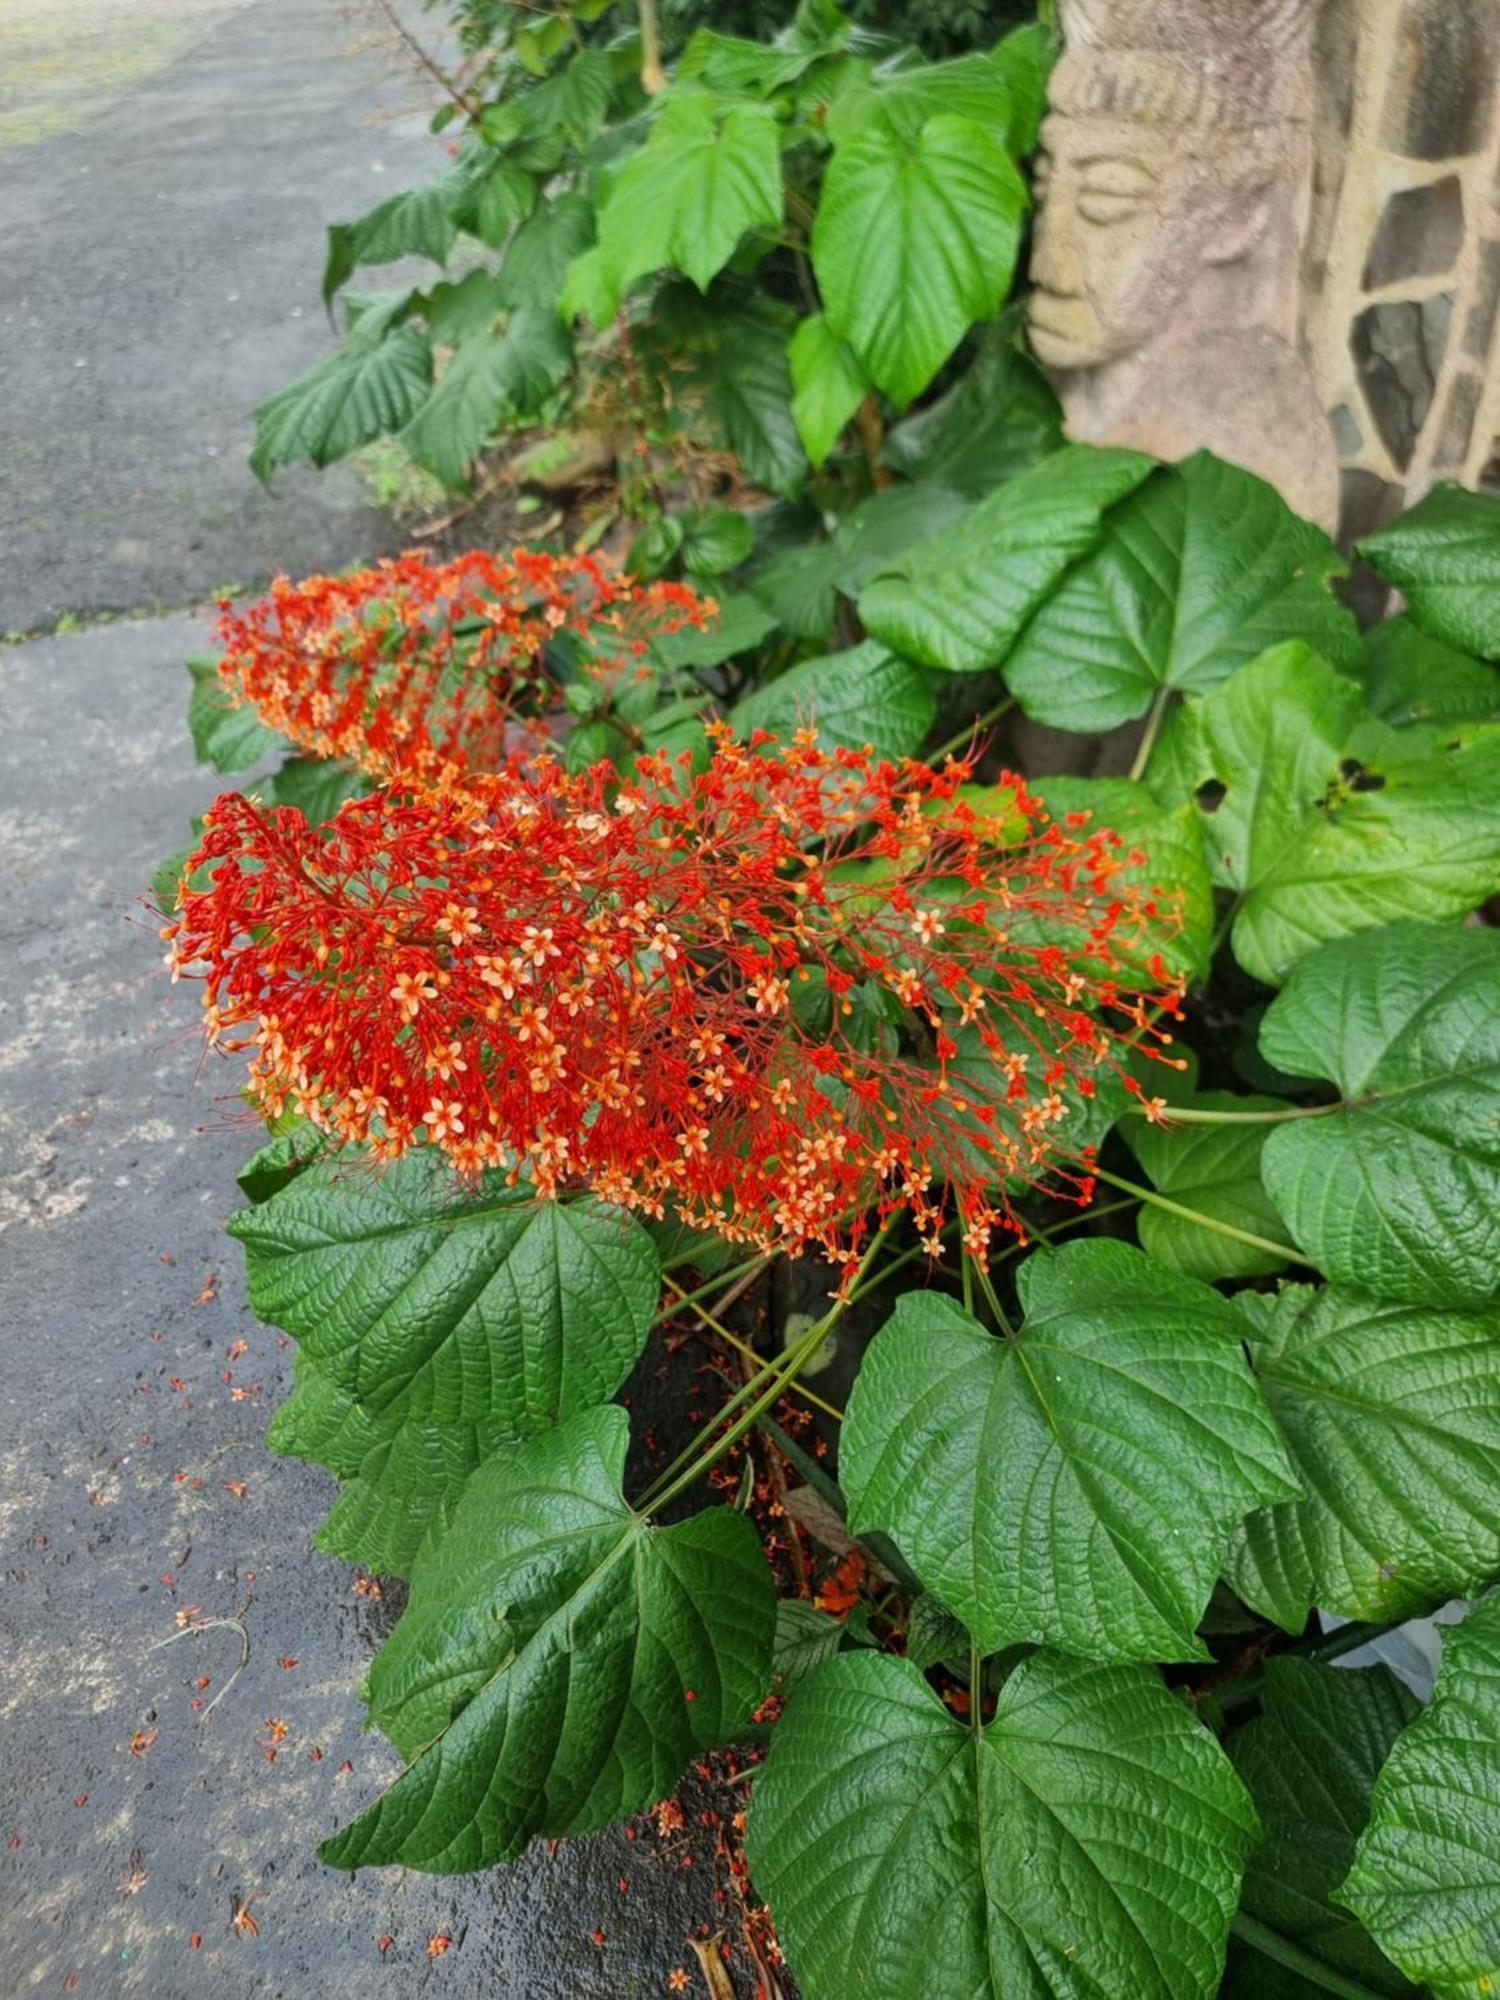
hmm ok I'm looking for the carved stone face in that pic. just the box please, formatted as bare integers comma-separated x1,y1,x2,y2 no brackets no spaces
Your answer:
1029,110,1271,369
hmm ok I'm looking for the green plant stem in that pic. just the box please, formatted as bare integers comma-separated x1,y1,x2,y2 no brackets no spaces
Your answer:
1127,687,1172,784
966,1250,1018,1339
652,1254,770,1321
931,696,1015,766
1091,1167,1301,1262
638,1221,896,1516
991,1196,1141,1269
969,1639,984,1736
1230,1915,1386,2000
1121,1101,1342,1126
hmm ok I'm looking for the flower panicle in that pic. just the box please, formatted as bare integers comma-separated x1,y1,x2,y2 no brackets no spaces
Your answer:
163,730,1187,1276
213,547,713,783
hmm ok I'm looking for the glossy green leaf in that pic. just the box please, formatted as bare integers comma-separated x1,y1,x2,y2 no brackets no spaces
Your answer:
1360,483,1500,661
1151,642,1500,985
463,156,536,249
262,756,367,826
1227,1283,1500,1632
1227,1658,1418,1998
402,308,571,489
236,1123,326,1204
322,172,467,303
731,639,934,759
1122,1088,1287,1280
771,1600,845,1694
1363,613,1499,729
576,96,783,320
859,444,1154,672
251,320,432,480
1339,1592,1500,1997
1031,773,1215,986
1259,922,1500,1305
186,657,289,773
841,1243,1297,1662
747,1649,1258,2000
825,52,1017,149
229,1150,659,1425
321,1408,775,1870
1004,454,1360,731
813,114,1027,406
788,313,869,469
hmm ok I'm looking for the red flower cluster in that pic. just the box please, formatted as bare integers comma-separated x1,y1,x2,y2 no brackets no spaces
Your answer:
165,732,1185,1273
213,549,712,781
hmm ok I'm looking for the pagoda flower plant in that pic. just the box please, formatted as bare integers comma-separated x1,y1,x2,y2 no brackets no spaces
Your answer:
160,457,1500,2000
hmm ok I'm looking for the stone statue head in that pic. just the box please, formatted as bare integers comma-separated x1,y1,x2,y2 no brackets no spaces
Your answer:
1029,0,1318,371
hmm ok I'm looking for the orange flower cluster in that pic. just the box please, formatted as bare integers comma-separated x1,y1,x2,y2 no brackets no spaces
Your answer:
213,549,712,781
166,732,1184,1272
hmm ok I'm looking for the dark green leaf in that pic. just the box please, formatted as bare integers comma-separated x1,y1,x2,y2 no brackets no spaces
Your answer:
322,172,468,303
681,506,754,578
237,1123,327,1204
813,114,1027,406
493,193,595,312
1004,454,1360,731
882,330,1061,500
402,308,570,489
1339,1592,1500,1997
648,590,779,669
1227,1283,1500,1632
772,1600,845,1692
840,1244,1297,1662
904,1592,969,1672
1259,922,1500,1306
731,639,934,758
1362,612,1499,728
229,1150,659,1425
859,443,1154,673
1360,483,1500,661
321,1407,775,1870
747,1648,1259,2000
1227,1658,1418,1998
251,322,432,480
263,756,367,825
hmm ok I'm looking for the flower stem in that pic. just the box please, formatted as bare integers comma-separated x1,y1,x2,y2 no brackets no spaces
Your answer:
1091,1167,1301,1262
1121,1101,1341,1126
1127,686,1171,784
1230,1915,1386,2000
652,1254,770,1322
930,696,1015,766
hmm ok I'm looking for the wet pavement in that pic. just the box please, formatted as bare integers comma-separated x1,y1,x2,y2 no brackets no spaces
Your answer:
0,0,441,632
0,616,761,1997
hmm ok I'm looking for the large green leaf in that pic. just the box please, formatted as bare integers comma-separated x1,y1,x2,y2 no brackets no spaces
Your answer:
840,1243,1297,1662
266,1357,516,1575
788,312,869,469
660,291,808,498
1031,773,1215,986
859,444,1154,673
731,639,934,759
1150,642,1500,985
1339,1592,1500,1997
1360,483,1500,661
1004,453,1360,731
882,330,1061,500
251,318,432,480
322,170,469,304
1258,922,1500,1306
1363,613,1500,729
229,1150,659,1424
492,193,595,312
401,307,571,490
321,1407,775,1870
1122,1087,1288,1280
1227,1658,1418,1998
813,114,1027,406
576,95,783,319
747,1649,1258,2000
1226,1283,1500,1632
262,755,368,826
186,658,289,773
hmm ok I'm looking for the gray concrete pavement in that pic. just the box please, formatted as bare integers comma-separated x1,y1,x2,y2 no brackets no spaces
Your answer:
0,617,745,1996
0,0,445,631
